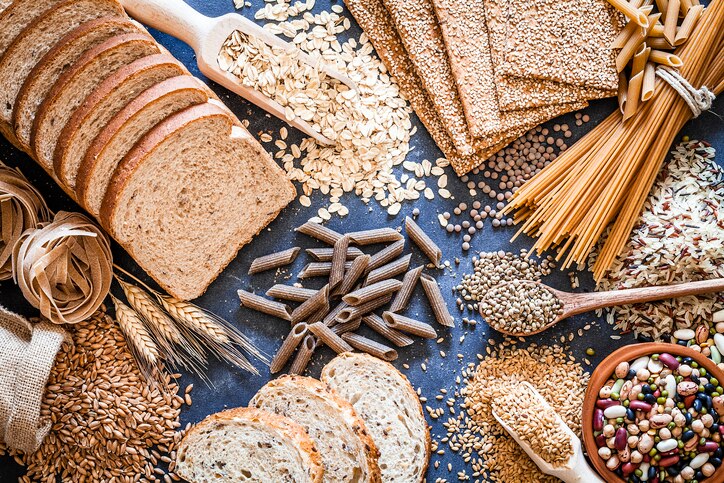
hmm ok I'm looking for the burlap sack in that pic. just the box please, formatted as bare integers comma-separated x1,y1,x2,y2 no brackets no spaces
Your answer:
0,305,67,453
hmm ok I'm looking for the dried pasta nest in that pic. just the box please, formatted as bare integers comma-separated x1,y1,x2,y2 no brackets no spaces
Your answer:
12,211,112,325
0,164,50,280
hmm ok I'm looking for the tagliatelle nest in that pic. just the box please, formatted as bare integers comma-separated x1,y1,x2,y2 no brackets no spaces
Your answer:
0,163,50,280
12,211,112,325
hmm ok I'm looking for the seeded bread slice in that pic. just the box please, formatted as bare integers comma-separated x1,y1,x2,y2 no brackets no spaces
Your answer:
176,407,324,483
76,76,211,216
0,0,67,59
250,375,382,483
53,54,186,189
321,353,430,482
99,102,295,300
13,17,141,151
31,33,160,172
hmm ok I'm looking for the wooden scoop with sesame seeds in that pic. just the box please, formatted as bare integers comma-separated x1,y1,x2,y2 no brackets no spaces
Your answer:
483,278,724,337
492,382,605,482
119,0,356,145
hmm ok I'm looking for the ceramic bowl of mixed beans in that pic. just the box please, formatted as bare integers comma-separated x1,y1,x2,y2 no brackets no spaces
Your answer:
584,343,724,483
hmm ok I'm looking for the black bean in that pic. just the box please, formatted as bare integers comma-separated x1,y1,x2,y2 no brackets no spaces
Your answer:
711,457,722,467
682,430,696,442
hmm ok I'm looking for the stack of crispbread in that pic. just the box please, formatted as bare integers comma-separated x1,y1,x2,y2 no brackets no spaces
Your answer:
346,0,623,176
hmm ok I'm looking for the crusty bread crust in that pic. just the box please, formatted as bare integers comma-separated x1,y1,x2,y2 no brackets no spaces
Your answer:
321,352,432,483
75,75,210,213
251,375,382,483
176,406,324,483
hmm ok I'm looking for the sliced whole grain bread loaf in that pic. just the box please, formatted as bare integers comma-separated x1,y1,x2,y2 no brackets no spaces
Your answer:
321,353,430,482
175,407,324,483
250,375,382,483
76,76,211,216
0,0,67,59
53,53,186,189
31,32,160,172
100,102,295,300
13,17,141,150
0,0,126,135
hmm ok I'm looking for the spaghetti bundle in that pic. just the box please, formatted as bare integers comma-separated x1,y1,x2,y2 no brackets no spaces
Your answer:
504,0,723,282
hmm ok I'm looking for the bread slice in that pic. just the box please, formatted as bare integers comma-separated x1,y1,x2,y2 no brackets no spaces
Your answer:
175,407,324,483
13,17,141,151
0,0,126,137
53,54,186,189
99,102,295,300
0,0,66,59
76,76,211,216
250,375,382,483
321,353,430,482
31,32,160,172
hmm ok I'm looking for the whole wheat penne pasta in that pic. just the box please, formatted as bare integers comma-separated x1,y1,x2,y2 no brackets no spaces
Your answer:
631,0,646,8
324,300,348,326
334,254,371,296
307,301,330,324
618,72,629,114
238,290,292,321
612,6,652,48
674,4,704,45
343,279,403,306
646,37,674,49
329,235,350,288
649,49,683,67
605,0,649,27
341,333,398,361
382,311,437,339
309,322,353,354
336,294,393,324
390,265,424,312
270,323,308,373
632,44,651,76
647,22,665,37
679,0,692,15
330,318,362,335
664,0,680,44
305,247,364,262
266,284,317,303
295,221,343,245
655,0,668,18
616,27,648,72
362,314,414,347
248,247,301,274
405,216,442,265
365,254,412,285
291,284,330,324
347,228,403,245
289,335,316,375
366,239,405,272
641,62,657,101
298,261,353,278
420,274,454,327
623,71,644,120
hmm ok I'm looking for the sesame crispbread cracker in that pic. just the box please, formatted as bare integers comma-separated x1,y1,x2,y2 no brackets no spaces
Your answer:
492,0,623,90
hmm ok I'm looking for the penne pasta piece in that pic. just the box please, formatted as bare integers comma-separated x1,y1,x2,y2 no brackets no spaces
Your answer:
647,22,665,37
674,4,704,45
405,216,442,265
336,294,393,324
618,72,629,114
616,26,648,72
365,254,412,285
248,247,300,274
663,0,680,45
309,322,353,354
641,62,657,101
623,71,644,121
295,221,343,246
305,246,364,262
347,228,403,245
288,335,316,375
266,284,317,303
366,239,405,272
334,254,371,296
382,311,437,339
649,49,683,67
632,44,651,77
291,284,330,324
646,37,674,49
307,302,330,325
238,289,292,321
330,318,362,336
611,6,651,49
679,0,692,15
420,274,454,327
329,235,350,288
362,314,414,347
270,323,308,373
323,300,349,327
605,0,650,27
655,0,668,18
389,265,424,313
341,333,398,362
298,261,353,279
343,279,403,306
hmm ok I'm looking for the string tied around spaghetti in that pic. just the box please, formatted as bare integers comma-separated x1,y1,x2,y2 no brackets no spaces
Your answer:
656,65,715,118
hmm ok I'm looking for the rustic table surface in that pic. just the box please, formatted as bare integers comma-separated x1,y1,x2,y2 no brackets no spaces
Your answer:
1,0,722,480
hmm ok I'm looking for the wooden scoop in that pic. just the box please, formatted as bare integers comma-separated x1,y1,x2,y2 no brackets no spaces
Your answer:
485,278,724,337
493,382,604,483
119,0,356,144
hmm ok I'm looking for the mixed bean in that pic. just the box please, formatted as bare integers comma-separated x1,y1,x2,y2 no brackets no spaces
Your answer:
594,353,724,482
672,323,724,367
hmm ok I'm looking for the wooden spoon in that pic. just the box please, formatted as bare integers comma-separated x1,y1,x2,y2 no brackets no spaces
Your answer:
483,278,724,337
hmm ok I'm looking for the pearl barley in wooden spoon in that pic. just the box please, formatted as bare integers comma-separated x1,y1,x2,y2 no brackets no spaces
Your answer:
480,278,724,337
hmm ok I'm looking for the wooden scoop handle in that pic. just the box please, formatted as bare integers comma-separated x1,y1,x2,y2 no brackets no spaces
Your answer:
120,0,212,50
